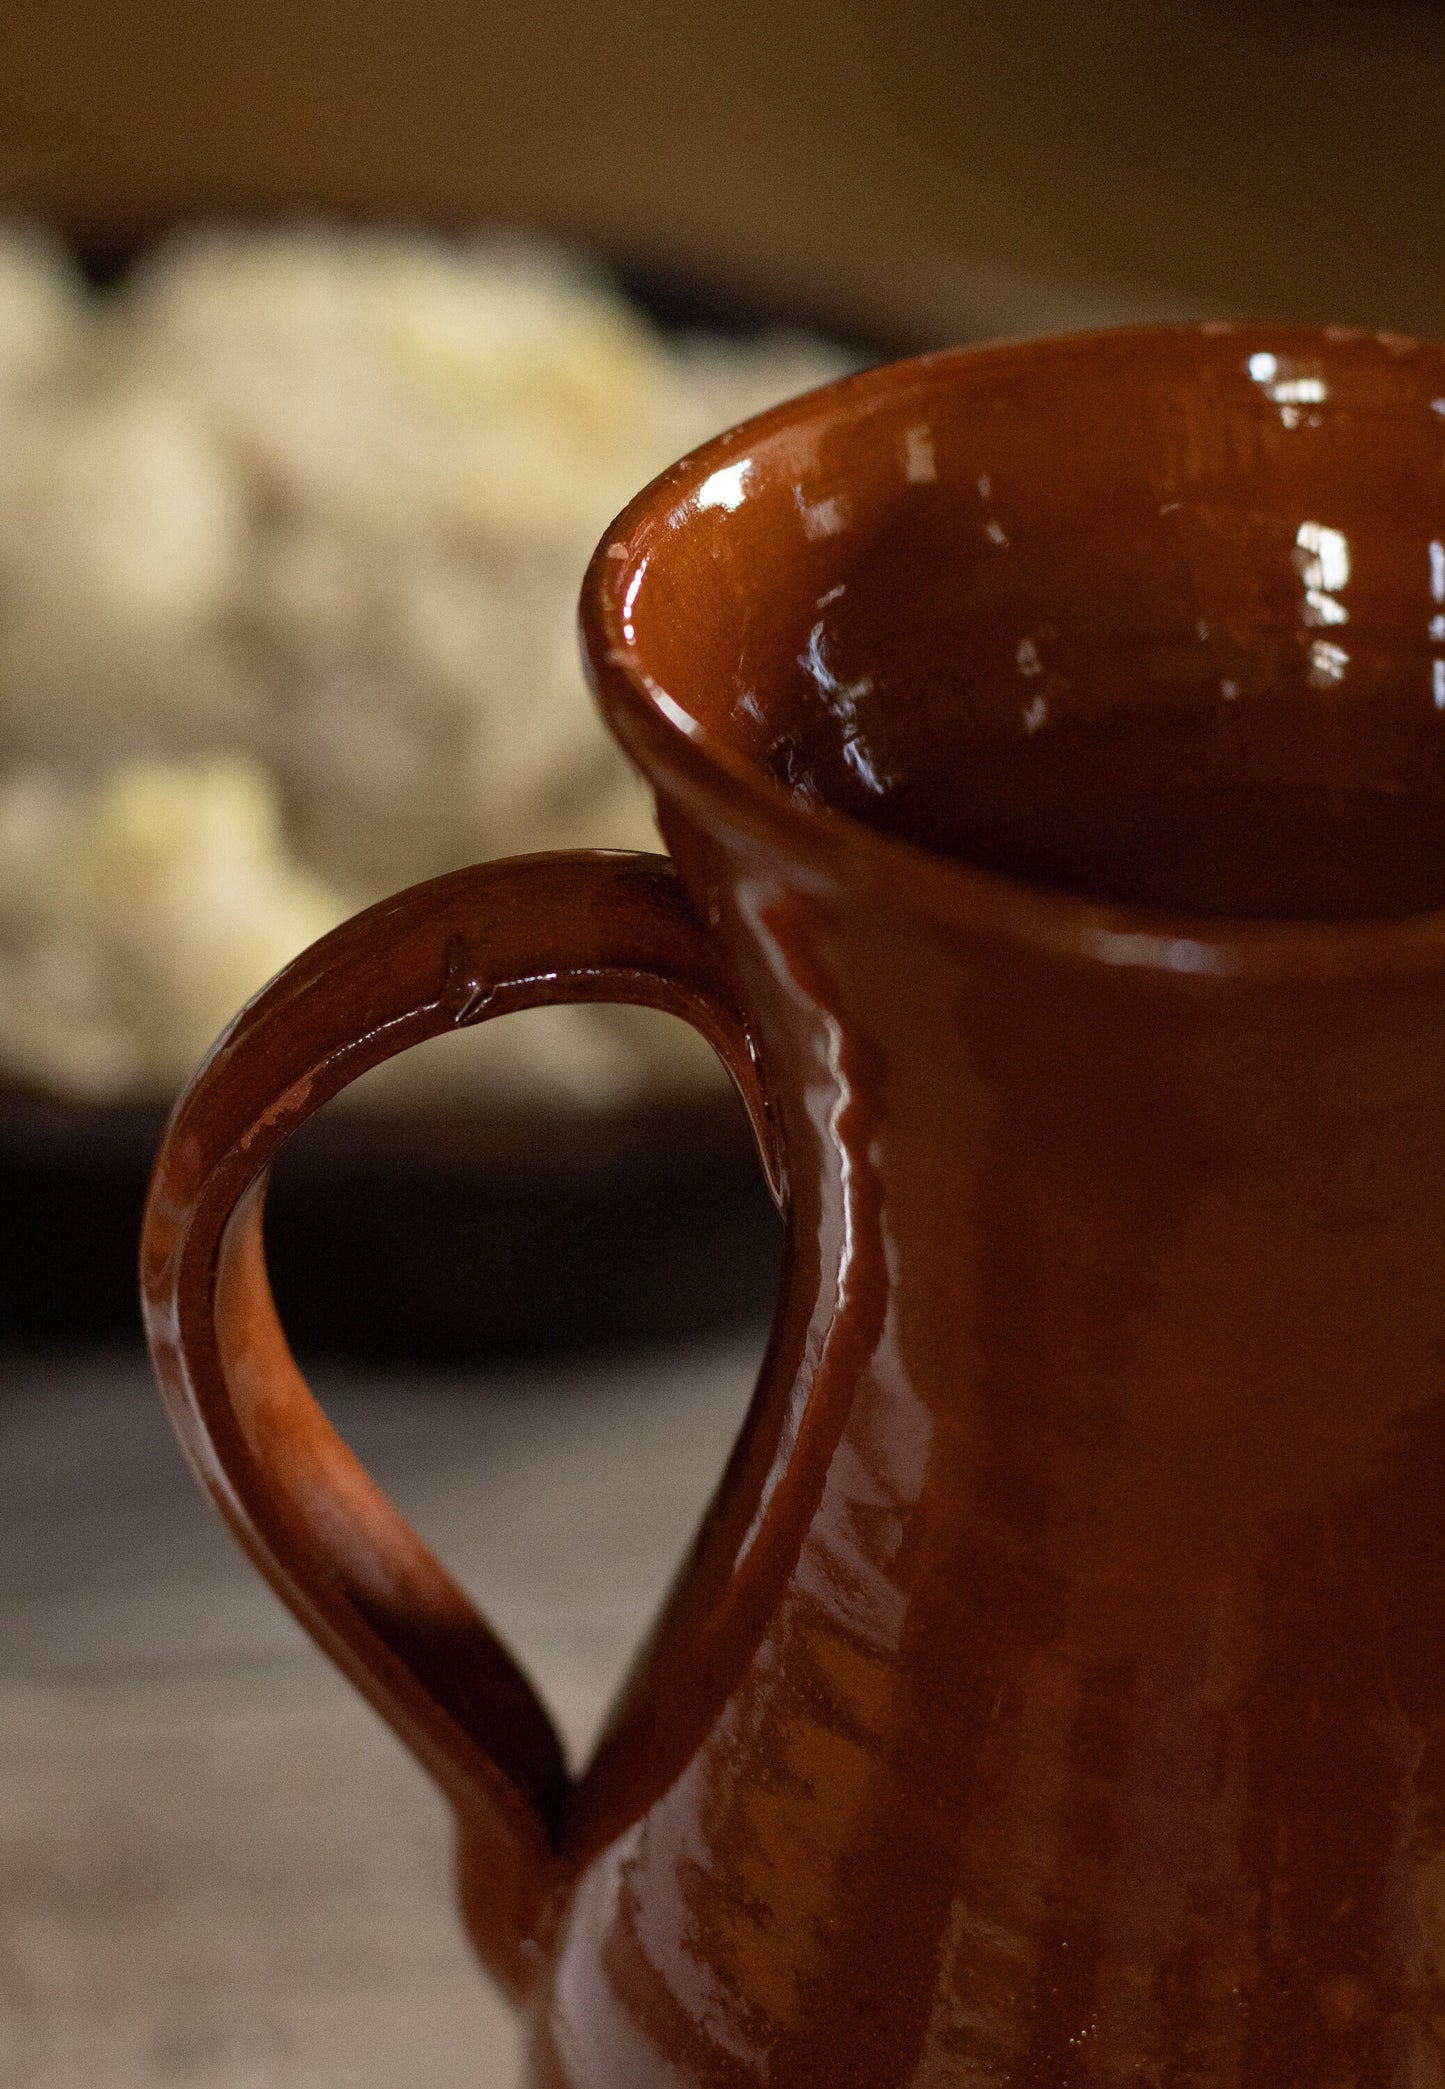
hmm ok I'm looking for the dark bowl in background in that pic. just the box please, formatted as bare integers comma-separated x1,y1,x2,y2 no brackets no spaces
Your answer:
0,1077,782,1360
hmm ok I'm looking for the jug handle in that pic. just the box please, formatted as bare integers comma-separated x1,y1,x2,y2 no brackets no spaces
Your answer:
140,850,784,1999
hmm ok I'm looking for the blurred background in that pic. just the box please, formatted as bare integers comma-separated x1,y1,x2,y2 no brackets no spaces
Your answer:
3,2,1444,2083
8,0,1445,341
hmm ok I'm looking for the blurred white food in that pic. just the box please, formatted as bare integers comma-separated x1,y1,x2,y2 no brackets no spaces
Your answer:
0,225,850,1107
0,758,343,1100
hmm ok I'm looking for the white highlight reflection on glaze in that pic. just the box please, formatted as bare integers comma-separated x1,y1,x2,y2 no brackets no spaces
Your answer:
798,493,849,540
904,424,937,484
1249,352,1328,426
654,688,702,738
1296,521,1350,592
1296,521,1349,630
801,621,874,712
1308,639,1349,688
1089,930,1237,976
621,563,645,640
696,460,751,512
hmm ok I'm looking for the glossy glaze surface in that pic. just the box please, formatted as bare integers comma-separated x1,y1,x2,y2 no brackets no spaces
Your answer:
146,327,1445,2083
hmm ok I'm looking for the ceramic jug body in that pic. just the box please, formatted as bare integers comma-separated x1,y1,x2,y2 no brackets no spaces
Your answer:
145,327,1445,2085
534,873,1445,2085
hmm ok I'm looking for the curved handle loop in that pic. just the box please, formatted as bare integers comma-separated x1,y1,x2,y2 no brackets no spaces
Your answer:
140,850,782,1998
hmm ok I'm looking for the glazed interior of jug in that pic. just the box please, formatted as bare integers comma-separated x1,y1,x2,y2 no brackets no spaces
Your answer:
618,328,1445,922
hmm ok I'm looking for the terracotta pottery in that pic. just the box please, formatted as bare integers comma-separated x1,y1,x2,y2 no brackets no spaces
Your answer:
143,326,1445,2083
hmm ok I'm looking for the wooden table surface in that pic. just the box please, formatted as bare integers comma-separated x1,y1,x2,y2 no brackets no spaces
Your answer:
0,1333,762,2088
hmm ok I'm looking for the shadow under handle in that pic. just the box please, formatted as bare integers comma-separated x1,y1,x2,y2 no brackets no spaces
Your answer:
139,849,784,2000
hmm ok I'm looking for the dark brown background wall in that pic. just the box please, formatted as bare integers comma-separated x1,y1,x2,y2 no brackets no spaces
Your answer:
0,0,1439,340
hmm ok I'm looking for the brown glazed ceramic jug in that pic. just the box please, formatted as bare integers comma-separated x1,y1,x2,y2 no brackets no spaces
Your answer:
144,326,1445,2084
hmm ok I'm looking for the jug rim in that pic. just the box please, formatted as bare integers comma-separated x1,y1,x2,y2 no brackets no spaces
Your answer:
582,322,1445,987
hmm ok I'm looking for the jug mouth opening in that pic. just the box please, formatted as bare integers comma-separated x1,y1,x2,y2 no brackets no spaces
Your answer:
582,325,1445,987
